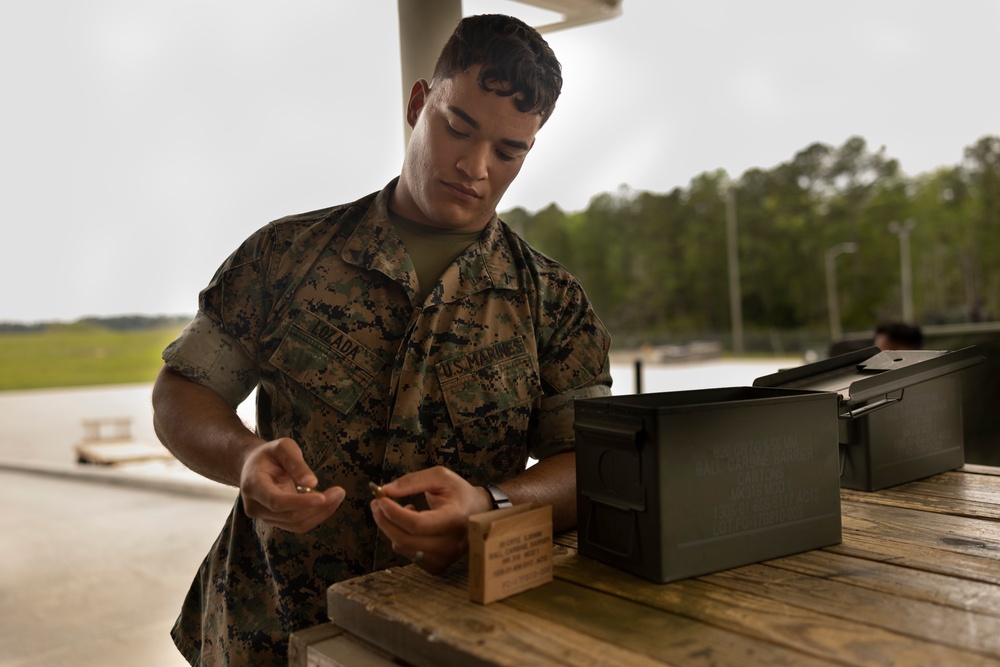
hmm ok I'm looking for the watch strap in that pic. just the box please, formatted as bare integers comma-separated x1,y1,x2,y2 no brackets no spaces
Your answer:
484,484,513,510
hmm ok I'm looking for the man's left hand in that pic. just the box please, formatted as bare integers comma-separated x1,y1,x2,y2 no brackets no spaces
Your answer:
370,466,493,575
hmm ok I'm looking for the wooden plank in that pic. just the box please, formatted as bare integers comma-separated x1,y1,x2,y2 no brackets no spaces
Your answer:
553,532,577,550
841,472,1000,519
506,578,838,667
706,555,1000,659
766,549,1000,617
307,634,406,667
328,565,669,667
290,623,346,667
820,498,1000,591
828,531,1000,587
290,620,409,666
961,464,1000,477
552,551,999,667
841,487,1000,520
841,486,1000,521
893,471,1000,507
840,501,1000,564
550,542,846,666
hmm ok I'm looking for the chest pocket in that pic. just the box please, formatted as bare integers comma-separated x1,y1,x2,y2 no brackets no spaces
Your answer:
436,337,542,426
269,310,384,415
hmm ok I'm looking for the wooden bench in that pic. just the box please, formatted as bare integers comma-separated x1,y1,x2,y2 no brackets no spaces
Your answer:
74,417,174,466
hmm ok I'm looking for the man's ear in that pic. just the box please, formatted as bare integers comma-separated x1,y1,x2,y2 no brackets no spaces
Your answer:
406,80,430,129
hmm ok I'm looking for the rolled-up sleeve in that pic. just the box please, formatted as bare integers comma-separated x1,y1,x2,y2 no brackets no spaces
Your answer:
162,311,259,408
162,224,274,407
528,383,612,461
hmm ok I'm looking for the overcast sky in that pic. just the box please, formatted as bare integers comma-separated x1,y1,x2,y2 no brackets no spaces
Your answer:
2,0,998,323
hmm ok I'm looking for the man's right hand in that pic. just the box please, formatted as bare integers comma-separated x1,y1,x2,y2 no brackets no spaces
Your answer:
152,365,343,532
239,438,345,533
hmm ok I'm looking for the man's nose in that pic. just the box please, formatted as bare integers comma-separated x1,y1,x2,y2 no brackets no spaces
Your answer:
456,143,489,180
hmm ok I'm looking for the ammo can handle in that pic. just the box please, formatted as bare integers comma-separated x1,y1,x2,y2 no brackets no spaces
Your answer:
839,389,903,420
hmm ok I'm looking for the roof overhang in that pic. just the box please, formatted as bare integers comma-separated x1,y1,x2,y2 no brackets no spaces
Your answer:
513,0,623,33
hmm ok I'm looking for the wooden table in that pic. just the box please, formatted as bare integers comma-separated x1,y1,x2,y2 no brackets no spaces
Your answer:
291,465,1000,667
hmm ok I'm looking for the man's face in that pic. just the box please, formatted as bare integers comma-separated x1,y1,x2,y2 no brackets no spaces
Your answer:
392,65,542,232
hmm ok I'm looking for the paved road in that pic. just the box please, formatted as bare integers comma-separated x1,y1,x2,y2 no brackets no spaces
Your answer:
0,470,235,667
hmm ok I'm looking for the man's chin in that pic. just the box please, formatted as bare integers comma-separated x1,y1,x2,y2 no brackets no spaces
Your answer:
425,203,491,232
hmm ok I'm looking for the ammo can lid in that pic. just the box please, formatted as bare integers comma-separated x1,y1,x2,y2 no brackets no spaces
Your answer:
753,346,983,415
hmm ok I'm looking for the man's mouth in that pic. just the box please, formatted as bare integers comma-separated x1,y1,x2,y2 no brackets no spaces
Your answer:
444,181,480,199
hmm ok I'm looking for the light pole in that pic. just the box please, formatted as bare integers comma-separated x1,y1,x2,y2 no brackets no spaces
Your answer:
825,242,858,342
889,219,916,323
725,186,744,354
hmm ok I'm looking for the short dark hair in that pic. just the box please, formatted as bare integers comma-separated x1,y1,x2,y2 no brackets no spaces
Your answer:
432,14,563,125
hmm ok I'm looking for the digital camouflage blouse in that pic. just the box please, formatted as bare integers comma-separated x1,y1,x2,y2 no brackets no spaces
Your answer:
163,182,612,666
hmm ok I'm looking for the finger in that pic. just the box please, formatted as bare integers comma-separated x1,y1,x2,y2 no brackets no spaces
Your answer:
270,438,319,489
371,497,423,534
246,484,344,525
415,550,456,576
276,505,337,533
379,466,449,498
266,487,346,533
374,508,469,575
294,490,345,528
371,500,429,553
373,497,458,537
397,540,465,576
283,484,345,511
370,498,407,539
323,486,347,504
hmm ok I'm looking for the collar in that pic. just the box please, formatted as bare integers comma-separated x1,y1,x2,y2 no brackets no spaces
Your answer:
342,179,519,303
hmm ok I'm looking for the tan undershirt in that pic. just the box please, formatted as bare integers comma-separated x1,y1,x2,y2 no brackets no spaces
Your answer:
388,208,483,302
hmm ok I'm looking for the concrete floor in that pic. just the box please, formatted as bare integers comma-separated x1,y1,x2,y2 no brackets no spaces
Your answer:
0,469,236,667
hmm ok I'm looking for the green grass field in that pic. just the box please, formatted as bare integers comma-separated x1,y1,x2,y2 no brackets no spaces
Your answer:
0,322,186,391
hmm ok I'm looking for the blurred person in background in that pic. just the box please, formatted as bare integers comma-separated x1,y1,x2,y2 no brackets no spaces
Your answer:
873,322,924,351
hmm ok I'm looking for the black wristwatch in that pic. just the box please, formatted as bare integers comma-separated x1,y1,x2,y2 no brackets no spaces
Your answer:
484,484,513,509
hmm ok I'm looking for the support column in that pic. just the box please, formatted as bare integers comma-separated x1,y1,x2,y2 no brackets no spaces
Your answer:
397,0,462,144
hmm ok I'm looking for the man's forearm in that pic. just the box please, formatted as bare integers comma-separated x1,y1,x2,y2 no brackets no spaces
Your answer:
152,364,263,487
499,451,577,532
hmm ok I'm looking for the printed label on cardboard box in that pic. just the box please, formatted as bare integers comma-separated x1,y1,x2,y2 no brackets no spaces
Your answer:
468,504,553,605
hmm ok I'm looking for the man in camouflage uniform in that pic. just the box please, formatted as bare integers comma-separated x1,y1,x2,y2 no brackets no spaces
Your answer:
152,14,612,667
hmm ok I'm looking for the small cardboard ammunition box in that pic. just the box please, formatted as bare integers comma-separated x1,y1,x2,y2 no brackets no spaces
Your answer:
574,386,843,583
754,346,984,491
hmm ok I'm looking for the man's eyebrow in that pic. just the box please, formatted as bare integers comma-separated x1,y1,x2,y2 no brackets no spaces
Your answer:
501,137,531,152
447,105,531,152
448,105,480,130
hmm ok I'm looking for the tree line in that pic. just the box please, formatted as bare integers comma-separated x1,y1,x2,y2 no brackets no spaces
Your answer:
0,315,191,333
6,135,998,354
504,135,1000,352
